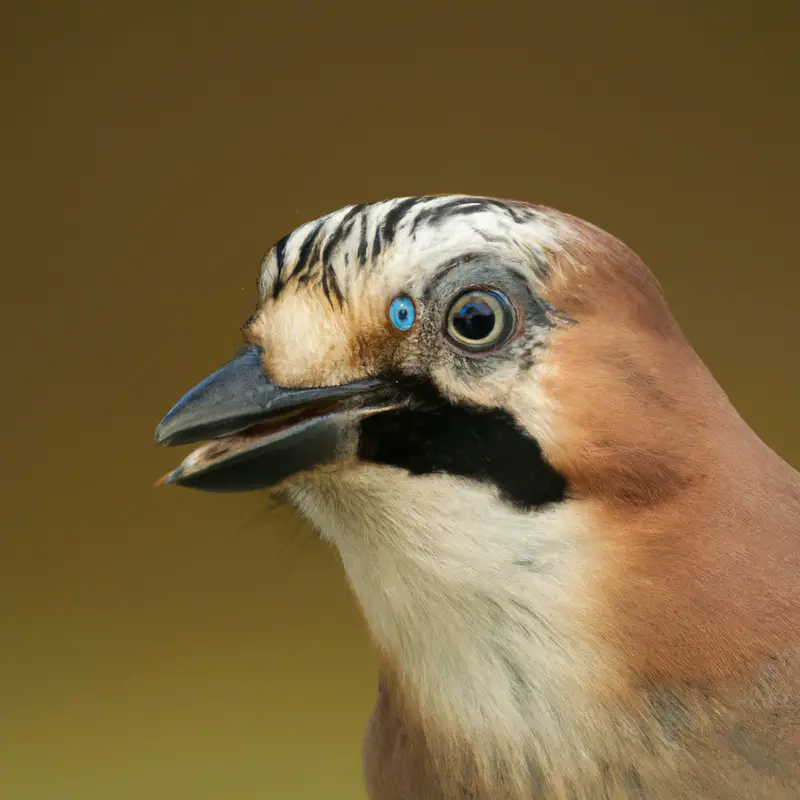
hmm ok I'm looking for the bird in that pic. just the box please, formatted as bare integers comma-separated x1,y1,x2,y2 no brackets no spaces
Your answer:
154,195,800,799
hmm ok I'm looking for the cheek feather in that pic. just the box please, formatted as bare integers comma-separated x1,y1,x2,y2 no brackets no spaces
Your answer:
230,198,800,797
532,295,800,684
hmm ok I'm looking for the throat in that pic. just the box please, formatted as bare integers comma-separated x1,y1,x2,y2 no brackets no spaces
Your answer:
289,471,610,793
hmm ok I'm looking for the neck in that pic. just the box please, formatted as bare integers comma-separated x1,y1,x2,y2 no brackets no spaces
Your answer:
289,468,623,794
289,460,800,798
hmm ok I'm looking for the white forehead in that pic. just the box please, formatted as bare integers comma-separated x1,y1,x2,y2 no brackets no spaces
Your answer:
258,195,571,301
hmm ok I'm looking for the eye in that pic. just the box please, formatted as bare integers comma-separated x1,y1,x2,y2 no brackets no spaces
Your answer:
445,289,516,352
388,295,416,331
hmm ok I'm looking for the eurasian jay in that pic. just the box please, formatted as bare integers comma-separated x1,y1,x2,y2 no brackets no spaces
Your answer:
155,196,800,799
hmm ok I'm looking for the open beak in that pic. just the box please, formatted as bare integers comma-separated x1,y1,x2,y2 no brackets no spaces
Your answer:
154,346,397,491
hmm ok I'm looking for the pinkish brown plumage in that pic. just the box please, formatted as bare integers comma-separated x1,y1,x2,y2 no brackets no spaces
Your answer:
156,196,800,798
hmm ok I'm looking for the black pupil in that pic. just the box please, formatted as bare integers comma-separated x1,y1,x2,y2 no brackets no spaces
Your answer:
398,306,408,321
453,299,496,341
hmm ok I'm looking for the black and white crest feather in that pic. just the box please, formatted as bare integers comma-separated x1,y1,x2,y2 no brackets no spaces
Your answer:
259,196,569,305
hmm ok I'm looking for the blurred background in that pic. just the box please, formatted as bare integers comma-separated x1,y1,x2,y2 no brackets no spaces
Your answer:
2,1,798,798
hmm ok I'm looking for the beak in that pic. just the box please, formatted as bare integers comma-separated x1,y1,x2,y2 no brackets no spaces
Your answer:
154,346,396,492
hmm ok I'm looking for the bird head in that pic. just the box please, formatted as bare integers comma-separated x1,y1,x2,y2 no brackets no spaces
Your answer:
155,196,800,796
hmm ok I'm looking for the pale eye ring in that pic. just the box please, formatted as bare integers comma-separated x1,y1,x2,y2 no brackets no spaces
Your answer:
445,289,516,352
388,295,416,331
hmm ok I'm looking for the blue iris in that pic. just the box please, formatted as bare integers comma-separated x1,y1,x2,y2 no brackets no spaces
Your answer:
388,295,416,331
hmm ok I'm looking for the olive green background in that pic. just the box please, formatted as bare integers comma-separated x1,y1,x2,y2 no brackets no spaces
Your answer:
2,1,798,798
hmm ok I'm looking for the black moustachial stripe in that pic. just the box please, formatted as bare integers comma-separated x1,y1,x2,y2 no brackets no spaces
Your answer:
357,379,567,511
